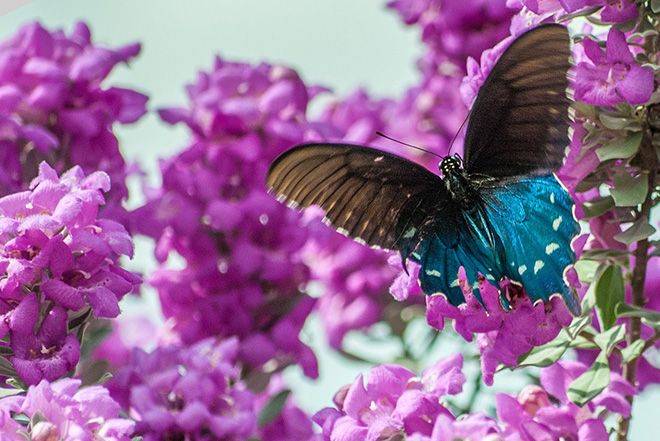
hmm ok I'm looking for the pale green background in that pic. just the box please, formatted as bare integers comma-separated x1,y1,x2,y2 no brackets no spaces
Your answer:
0,1,657,439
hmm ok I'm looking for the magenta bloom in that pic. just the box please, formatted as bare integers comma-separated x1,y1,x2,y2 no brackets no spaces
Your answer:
388,0,519,69
0,378,134,440
9,294,80,385
0,22,147,219
109,337,257,440
496,361,634,440
558,0,637,22
574,28,654,106
0,162,139,384
301,208,400,349
412,270,572,385
134,58,326,377
314,355,465,440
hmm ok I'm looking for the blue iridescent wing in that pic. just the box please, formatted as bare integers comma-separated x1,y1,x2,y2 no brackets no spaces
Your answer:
412,203,507,309
412,175,579,315
483,175,580,314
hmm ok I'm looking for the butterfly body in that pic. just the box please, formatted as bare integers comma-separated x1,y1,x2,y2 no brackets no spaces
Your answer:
267,25,581,315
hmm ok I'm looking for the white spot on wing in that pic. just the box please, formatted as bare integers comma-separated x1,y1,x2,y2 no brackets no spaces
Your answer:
403,227,417,239
534,260,545,274
374,156,384,162
545,243,559,255
552,216,563,231
518,265,527,275
550,193,555,204
450,279,459,287
425,269,442,277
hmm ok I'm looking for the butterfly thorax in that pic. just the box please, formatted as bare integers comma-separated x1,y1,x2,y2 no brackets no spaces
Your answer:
440,155,477,209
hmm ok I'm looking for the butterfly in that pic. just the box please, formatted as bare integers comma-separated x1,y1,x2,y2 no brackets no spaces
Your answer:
266,24,581,315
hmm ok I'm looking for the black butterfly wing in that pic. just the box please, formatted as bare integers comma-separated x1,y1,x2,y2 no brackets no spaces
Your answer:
266,143,450,252
463,24,572,178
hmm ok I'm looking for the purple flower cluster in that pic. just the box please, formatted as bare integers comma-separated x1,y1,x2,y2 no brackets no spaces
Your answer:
0,21,147,216
314,354,466,440
497,361,635,440
317,358,634,440
392,266,572,385
516,0,638,23
108,337,256,440
387,0,519,71
108,336,318,441
302,209,400,349
575,28,654,106
0,162,138,385
137,57,322,377
0,378,134,440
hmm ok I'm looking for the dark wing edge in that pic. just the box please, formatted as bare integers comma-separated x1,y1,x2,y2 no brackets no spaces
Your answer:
266,143,447,251
463,24,572,179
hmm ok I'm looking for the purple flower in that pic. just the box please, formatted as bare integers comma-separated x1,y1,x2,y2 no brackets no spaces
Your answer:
136,57,346,376
9,294,80,385
0,162,139,384
494,362,634,440
421,273,572,385
108,337,256,440
388,0,519,69
561,0,637,22
0,378,134,440
574,28,654,106
301,208,400,349
0,22,147,221
313,355,465,440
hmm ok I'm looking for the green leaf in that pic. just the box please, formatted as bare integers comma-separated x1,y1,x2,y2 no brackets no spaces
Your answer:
582,196,614,218
518,330,571,367
614,218,657,245
621,340,645,364
616,303,660,323
594,324,626,355
598,114,634,131
0,357,17,378
596,132,642,161
568,314,595,338
611,172,648,207
580,249,630,262
574,259,600,284
581,285,596,312
568,351,610,406
258,389,291,427
570,335,599,349
594,264,624,330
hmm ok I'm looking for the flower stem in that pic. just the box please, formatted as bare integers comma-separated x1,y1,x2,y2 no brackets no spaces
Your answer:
616,115,658,441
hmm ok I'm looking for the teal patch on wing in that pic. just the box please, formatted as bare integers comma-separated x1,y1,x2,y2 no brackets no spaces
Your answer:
413,206,505,309
485,175,580,314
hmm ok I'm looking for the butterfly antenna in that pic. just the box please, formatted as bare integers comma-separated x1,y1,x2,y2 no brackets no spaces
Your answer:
447,110,471,156
375,131,443,159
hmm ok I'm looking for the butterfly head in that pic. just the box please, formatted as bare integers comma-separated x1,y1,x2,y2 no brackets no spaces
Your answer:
439,154,463,176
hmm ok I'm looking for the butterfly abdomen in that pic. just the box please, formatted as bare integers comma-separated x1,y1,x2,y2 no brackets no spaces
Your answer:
443,167,479,211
